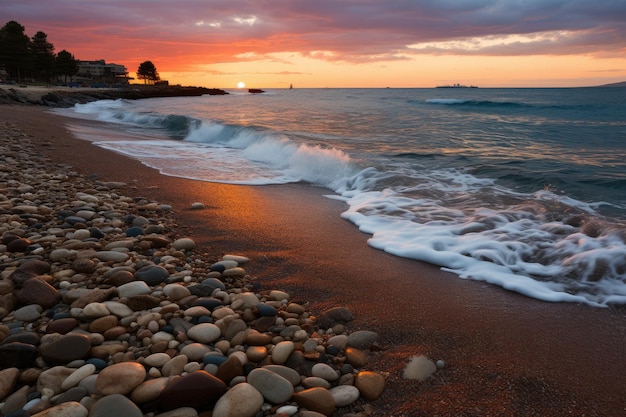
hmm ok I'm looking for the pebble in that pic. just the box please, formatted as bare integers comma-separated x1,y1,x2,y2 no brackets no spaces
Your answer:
186,322,221,344
159,371,227,411
30,402,88,417
89,394,142,417
329,385,360,407
271,341,295,364
95,362,147,395
354,371,386,401
292,387,336,417
212,382,264,417
39,334,91,365
247,367,294,404
0,120,400,417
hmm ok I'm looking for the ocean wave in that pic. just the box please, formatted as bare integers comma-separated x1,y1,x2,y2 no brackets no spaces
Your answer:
339,167,626,307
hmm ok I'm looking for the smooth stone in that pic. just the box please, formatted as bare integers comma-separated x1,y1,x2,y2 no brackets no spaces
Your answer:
127,294,161,311
230,293,258,310
271,341,294,365
269,290,289,301
215,355,244,385
255,302,276,317
88,315,118,333
117,281,151,298
130,377,170,404
2,331,40,346
82,302,109,318
302,377,331,389
39,334,91,365
37,366,75,397
14,304,43,322
354,370,386,401
311,363,339,381
276,405,299,416
154,407,198,417
103,270,134,286
95,362,147,395
209,260,238,272
183,306,211,317
222,267,246,278
0,367,19,400
187,323,221,344
90,394,142,417
72,258,97,273
144,352,171,367
159,370,227,411
326,334,348,349
345,347,368,367
179,343,211,362
16,278,60,308
46,318,79,334
135,265,169,286
61,364,96,390
192,297,223,311
125,226,144,237
222,254,249,264
162,355,188,377
403,355,437,381
163,283,191,301
346,330,378,348
53,386,88,405
244,331,271,347
102,301,133,318
321,307,354,324
247,368,294,404
329,385,360,407
94,251,130,263
172,238,195,250
29,401,88,417
245,346,267,362
212,382,263,417
292,387,336,417
262,365,301,386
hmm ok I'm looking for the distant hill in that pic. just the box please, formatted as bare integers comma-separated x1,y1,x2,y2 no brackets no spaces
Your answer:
593,81,626,87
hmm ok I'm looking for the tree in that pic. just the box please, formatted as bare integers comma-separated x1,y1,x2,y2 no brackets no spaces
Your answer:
55,50,78,85
137,60,159,84
0,21,31,82
31,31,55,83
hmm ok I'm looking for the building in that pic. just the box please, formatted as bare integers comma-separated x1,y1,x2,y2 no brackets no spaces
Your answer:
77,59,129,83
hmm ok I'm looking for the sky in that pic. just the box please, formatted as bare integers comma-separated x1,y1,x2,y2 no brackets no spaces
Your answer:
2,0,625,89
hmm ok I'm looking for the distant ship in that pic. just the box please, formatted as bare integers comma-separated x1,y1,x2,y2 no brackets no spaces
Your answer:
436,83,478,88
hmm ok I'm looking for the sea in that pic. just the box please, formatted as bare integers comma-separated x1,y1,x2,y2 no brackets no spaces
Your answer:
53,87,626,307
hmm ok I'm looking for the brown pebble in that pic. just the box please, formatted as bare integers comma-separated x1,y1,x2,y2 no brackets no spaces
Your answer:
46,318,79,334
89,315,119,333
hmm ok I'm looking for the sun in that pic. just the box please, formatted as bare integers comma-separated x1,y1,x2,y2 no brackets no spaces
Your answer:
237,81,246,88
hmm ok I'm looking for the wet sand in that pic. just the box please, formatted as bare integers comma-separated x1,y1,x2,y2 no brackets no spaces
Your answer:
4,105,626,416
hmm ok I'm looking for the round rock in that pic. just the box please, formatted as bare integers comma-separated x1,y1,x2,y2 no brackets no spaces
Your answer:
95,362,147,395
212,382,264,417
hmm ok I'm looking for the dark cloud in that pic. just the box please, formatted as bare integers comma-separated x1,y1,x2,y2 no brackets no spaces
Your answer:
2,0,625,65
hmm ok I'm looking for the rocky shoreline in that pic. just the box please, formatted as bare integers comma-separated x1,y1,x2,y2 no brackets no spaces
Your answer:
0,85,228,108
0,110,443,416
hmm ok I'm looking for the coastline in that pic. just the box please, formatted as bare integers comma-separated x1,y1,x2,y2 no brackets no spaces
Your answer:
0,84,227,107
3,104,626,415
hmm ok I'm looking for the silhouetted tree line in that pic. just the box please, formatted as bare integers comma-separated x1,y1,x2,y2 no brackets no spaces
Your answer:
0,20,80,85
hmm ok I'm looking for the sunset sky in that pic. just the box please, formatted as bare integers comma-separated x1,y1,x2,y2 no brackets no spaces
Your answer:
2,0,625,88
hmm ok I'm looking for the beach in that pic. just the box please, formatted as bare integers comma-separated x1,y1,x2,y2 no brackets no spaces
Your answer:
1,103,625,416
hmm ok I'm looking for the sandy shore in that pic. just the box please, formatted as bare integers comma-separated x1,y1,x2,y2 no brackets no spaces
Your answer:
3,104,626,416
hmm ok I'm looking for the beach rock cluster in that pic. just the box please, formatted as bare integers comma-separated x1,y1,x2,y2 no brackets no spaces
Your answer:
0,123,387,415
0,85,228,108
